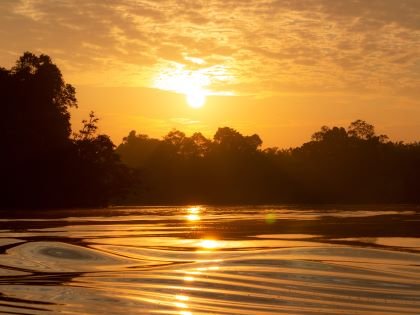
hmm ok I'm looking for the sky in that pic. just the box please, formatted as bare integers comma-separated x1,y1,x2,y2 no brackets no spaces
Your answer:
0,0,419,148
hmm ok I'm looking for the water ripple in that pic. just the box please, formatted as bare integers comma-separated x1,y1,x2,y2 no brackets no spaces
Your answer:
0,206,419,314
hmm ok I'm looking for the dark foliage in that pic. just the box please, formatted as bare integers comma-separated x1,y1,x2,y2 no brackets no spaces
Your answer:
0,53,131,209
117,121,420,204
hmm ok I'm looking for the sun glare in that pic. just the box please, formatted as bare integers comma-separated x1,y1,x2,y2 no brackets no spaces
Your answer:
153,60,235,110
153,63,210,109
186,89,206,108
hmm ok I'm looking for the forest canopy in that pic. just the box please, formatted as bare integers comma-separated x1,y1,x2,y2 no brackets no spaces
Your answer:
117,122,420,204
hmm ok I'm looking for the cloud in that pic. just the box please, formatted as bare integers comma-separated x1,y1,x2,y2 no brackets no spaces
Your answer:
0,0,418,98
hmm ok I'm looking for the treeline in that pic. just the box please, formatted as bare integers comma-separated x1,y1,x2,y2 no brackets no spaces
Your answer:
0,52,131,209
117,121,420,204
1,52,419,208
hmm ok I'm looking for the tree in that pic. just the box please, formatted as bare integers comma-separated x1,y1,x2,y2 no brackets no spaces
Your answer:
10,52,77,144
188,132,211,157
347,119,375,140
72,112,132,206
311,126,330,141
311,126,348,143
0,52,79,208
74,111,99,140
0,52,130,208
213,127,262,153
116,120,420,204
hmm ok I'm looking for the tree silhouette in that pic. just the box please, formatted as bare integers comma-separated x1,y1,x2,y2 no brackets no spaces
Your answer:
117,120,420,204
0,52,130,209
74,111,99,140
348,119,375,140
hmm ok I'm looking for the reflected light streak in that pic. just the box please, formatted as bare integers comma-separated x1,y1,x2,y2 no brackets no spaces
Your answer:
186,214,200,221
187,206,201,214
199,239,219,249
185,270,201,275
196,266,219,271
175,295,189,302
174,294,189,310
174,302,187,308
186,206,201,222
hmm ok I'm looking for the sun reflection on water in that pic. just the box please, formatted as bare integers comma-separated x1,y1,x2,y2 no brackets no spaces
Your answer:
175,295,189,302
171,206,224,314
186,214,200,221
174,295,190,312
174,302,188,308
169,236,224,315
199,239,219,249
185,206,202,222
188,206,201,214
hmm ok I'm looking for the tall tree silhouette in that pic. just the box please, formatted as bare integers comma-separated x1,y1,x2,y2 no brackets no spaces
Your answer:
0,52,129,209
71,112,132,206
1,53,77,207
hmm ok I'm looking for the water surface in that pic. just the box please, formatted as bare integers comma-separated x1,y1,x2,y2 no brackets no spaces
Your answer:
0,206,420,314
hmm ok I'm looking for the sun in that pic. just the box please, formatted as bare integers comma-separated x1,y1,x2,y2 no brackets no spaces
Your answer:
153,63,210,109
186,89,206,108
153,61,234,109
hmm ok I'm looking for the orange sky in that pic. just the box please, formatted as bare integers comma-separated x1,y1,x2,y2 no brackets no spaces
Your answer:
1,0,419,147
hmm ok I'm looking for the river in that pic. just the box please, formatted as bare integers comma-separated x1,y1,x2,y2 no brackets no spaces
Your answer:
0,205,419,314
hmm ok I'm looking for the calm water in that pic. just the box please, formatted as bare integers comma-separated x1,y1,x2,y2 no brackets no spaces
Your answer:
0,206,420,314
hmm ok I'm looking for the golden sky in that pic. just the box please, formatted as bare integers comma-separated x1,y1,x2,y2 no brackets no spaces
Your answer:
1,0,419,147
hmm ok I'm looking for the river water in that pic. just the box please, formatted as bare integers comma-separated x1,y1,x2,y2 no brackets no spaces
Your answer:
0,206,419,314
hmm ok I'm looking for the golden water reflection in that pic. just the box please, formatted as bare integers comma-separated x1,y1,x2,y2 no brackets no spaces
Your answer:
171,212,224,315
172,261,223,315
186,214,200,221
199,239,219,250
1,206,420,314
173,278,193,313
185,206,202,222
187,206,201,214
